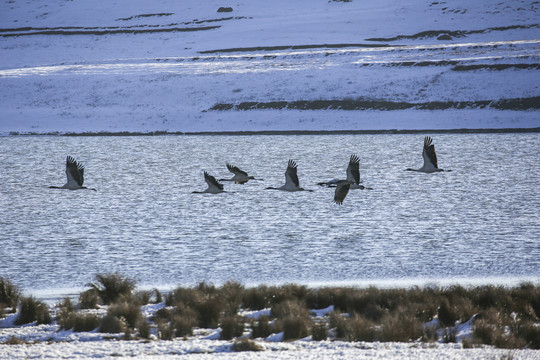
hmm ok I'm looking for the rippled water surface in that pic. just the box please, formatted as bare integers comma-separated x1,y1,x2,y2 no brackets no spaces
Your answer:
1,134,539,294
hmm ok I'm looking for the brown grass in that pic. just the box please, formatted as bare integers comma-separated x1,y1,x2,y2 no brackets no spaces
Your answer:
0,277,21,313
3,277,540,348
250,315,273,339
99,315,126,333
107,301,143,329
220,315,244,340
14,297,51,325
231,338,264,352
282,316,311,340
87,273,136,305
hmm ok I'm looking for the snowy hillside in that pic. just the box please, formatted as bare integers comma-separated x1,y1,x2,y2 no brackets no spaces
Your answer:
0,0,539,133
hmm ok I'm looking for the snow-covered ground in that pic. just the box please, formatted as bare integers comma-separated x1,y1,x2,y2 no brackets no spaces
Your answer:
1,301,539,360
0,0,538,134
1,0,539,358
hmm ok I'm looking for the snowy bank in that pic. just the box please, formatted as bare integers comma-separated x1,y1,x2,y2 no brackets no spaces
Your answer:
1,0,539,134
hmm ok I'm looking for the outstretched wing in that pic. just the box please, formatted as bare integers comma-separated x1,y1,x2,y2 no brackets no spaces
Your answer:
422,136,438,169
226,163,248,177
346,154,361,184
66,156,84,186
285,159,299,188
204,171,224,191
334,181,351,205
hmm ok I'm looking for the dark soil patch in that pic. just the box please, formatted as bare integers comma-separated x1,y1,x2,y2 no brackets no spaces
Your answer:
116,13,174,21
209,96,540,112
0,17,249,37
452,64,540,71
199,43,393,54
0,26,220,37
366,24,539,42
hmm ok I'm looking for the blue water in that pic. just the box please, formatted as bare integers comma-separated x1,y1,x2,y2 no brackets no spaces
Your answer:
1,134,539,297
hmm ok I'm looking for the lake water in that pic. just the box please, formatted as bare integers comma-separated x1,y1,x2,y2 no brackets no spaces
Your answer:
1,134,539,298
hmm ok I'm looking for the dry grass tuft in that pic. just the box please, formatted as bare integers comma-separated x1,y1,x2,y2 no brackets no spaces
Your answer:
311,321,328,341
87,273,136,305
250,315,273,339
220,315,244,340
0,277,21,314
79,289,99,309
107,301,143,329
231,338,264,352
282,316,311,340
99,315,126,333
14,296,51,325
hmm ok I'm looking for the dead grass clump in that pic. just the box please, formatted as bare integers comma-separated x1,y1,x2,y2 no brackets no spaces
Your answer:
57,308,100,332
271,299,310,320
442,326,458,343
152,304,197,337
134,290,152,305
311,321,327,341
173,302,198,329
14,296,51,325
99,315,126,333
134,288,161,305
305,287,338,310
360,303,387,322
220,315,244,340
494,332,527,349
195,297,222,328
79,289,99,309
511,283,540,320
329,312,349,339
156,319,174,340
344,287,396,322
242,285,269,310
232,338,263,352
4,336,27,345
471,285,512,310
345,315,377,342
275,284,309,305
107,301,142,329
221,281,244,316
470,310,539,349
153,307,173,321
167,283,222,328
87,273,136,305
0,277,21,314
173,315,196,337
437,297,460,327
513,320,540,349
282,316,311,340
472,318,498,345
58,297,75,312
138,320,151,339
251,315,273,339
73,314,101,332
378,309,423,342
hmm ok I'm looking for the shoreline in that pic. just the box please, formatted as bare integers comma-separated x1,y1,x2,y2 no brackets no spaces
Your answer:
2,277,539,357
4,127,540,137
22,276,540,305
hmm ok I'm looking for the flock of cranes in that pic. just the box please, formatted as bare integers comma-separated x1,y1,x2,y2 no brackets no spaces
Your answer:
49,136,447,204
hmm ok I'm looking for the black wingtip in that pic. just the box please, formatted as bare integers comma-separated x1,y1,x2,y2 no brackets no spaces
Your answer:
287,159,297,168
349,154,360,164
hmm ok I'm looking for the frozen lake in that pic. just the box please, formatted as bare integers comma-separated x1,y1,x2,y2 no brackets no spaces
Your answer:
1,134,539,297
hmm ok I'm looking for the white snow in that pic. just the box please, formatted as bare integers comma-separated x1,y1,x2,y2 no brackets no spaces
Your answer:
2,301,539,359
1,0,539,357
1,0,538,134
